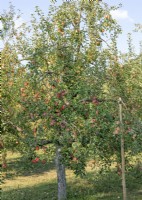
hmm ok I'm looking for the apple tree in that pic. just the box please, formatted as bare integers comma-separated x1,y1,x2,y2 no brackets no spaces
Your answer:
3,1,141,200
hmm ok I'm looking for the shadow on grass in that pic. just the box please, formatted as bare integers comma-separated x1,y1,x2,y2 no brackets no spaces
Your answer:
85,166,142,193
2,167,142,200
67,167,142,200
3,155,56,179
2,180,142,200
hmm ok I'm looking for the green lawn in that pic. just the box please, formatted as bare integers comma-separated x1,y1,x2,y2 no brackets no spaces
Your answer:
1,152,142,200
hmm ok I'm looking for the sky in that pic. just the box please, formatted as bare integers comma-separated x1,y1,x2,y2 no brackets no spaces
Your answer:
0,0,142,53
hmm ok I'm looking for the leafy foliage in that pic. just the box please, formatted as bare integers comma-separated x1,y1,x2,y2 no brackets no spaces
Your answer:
1,0,142,177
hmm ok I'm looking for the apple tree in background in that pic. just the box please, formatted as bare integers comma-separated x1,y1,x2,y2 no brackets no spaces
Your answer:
1,6,29,168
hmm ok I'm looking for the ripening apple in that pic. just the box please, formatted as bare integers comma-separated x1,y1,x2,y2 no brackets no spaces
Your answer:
34,92,40,99
41,159,46,164
91,119,96,123
96,41,101,46
35,157,39,162
21,93,27,97
113,127,120,135
96,110,99,115
33,128,37,133
57,93,61,99
30,113,34,119
36,146,39,151
50,120,56,126
57,90,66,99
42,146,47,153
54,102,59,106
24,82,29,87
8,81,13,86
100,29,105,33
56,112,61,116
32,159,36,163
42,112,47,116
60,121,66,128
58,28,64,35
20,88,25,92
2,163,7,168
73,131,77,138
60,105,66,111
92,97,99,105
16,127,22,132
105,14,111,20
72,157,78,163
132,134,136,140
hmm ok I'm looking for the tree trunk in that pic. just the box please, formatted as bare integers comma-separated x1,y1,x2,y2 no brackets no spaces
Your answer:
119,98,127,200
55,146,67,200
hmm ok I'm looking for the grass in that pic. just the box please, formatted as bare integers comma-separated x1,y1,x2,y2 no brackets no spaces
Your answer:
1,152,142,200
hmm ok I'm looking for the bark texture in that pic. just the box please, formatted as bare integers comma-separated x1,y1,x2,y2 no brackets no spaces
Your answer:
56,146,67,200
119,98,127,200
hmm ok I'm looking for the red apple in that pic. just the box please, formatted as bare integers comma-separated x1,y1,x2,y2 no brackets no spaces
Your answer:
35,157,39,162
32,159,36,163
